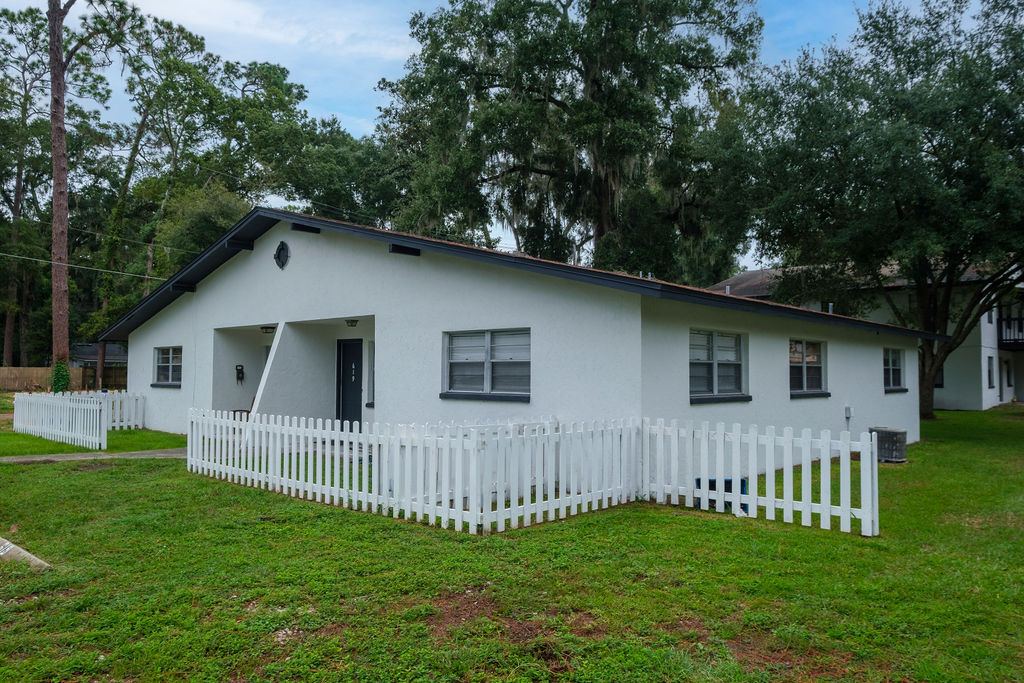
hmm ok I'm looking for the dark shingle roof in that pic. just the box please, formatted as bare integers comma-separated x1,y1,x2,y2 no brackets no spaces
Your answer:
99,208,942,342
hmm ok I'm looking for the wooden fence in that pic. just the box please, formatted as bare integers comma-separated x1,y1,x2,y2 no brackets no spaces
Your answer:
0,367,84,392
80,366,128,391
187,411,879,537
13,393,107,450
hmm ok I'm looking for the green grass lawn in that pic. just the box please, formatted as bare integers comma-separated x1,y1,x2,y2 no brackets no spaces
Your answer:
0,421,186,457
0,408,1021,681
0,391,184,456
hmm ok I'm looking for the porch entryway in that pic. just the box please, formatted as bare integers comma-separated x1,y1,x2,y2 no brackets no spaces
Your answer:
212,317,375,423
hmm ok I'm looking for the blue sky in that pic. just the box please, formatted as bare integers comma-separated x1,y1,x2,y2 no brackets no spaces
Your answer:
1,0,872,261
11,0,870,137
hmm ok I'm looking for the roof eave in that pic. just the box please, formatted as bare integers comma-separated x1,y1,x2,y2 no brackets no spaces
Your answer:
99,207,944,343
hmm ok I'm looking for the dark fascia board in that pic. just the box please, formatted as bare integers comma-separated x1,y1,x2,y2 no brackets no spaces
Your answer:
98,207,944,342
98,208,276,340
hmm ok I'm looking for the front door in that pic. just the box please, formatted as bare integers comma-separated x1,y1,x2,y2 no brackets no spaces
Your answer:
336,339,363,424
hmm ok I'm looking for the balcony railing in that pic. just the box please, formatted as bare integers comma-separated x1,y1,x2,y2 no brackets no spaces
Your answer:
997,303,1024,348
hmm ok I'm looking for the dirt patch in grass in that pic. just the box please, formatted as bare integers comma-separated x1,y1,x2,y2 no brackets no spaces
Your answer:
1,588,79,606
663,613,860,680
666,615,714,643
425,589,548,644
315,622,349,637
942,511,1023,530
271,627,302,643
727,629,856,680
74,462,113,472
562,610,604,638
425,589,499,638
527,637,571,674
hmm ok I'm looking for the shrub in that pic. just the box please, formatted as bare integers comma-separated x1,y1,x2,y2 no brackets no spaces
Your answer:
51,360,71,393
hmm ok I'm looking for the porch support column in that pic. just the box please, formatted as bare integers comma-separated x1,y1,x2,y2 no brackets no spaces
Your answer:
250,321,285,417
96,340,105,390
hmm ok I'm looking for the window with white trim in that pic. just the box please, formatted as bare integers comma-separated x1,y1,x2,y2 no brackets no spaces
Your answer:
443,329,530,398
883,348,903,390
790,340,825,393
689,330,744,397
154,346,182,386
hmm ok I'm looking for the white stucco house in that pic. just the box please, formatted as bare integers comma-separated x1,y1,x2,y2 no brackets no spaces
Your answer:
711,268,1022,411
99,208,931,441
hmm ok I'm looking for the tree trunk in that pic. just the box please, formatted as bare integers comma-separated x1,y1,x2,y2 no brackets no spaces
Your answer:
918,340,946,421
143,241,154,297
2,308,14,367
918,366,936,420
47,0,71,367
96,340,105,390
18,284,31,367
593,173,614,245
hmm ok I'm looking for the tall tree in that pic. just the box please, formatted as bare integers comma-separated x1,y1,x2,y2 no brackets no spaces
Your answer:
379,0,760,270
46,0,138,369
744,0,1024,418
0,8,49,365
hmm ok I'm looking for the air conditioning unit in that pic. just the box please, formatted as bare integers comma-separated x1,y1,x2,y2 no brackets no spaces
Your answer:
870,427,907,463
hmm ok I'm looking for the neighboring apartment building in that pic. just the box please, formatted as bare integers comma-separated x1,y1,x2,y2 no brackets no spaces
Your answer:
711,268,1022,411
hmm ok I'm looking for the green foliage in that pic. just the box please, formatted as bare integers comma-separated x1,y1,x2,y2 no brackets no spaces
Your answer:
379,0,761,273
742,0,1024,414
152,183,251,275
2,5,383,359
49,360,70,393
0,408,1022,680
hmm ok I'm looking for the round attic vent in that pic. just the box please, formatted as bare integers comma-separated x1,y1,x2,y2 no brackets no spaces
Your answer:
274,241,289,269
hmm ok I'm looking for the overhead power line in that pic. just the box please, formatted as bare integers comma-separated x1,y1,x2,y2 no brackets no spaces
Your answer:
0,252,167,281
14,216,202,254
195,164,386,228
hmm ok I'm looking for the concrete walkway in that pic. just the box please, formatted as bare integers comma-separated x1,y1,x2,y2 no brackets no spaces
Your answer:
0,448,186,465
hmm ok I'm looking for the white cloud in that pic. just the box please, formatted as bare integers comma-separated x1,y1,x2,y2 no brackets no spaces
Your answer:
128,0,417,62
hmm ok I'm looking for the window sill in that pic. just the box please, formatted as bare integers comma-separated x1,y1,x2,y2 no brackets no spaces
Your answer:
690,393,752,405
884,387,909,394
790,390,831,400
439,392,530,403
150,382,181,389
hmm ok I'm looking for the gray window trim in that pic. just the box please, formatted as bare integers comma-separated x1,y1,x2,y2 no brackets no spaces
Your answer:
689,330,745,398
790,339,826,394
442,328,530,398
153,346,182,388
883,347,904,390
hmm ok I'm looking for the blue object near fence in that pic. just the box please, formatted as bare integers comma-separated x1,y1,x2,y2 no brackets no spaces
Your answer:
694,477,749,514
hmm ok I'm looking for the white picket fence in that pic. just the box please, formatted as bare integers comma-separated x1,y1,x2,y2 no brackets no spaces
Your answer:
13,393,108,450
13,390,146,450
188,410,880,536
92,390,145,430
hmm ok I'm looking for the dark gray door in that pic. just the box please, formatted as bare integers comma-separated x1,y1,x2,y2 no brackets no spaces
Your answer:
337,339,363,424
